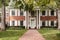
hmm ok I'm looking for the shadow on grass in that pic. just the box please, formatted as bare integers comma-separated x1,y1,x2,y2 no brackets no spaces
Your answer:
56,33,60,40
38,28,60,40
0,30,26,38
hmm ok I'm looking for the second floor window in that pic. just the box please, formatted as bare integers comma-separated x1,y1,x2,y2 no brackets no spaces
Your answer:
12,10,15,16
51,10,54,16
20,11,23,16
42,11,45,16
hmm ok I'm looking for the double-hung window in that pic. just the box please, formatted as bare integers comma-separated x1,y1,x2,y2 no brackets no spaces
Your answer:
20,21,23,26
12,10,15,16
51,10,54,16
42,21,45,26
20,11,23,16
51,21,54,26
12,21,15,26
42,11,45,16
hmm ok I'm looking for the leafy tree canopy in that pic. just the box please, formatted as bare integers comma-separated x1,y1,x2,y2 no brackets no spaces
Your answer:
0,0,10,7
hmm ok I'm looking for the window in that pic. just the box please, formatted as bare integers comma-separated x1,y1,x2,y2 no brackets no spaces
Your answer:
51,10,54,16
42,21,45,26
12,10,15,16
20,21,23,26
42,11,45,15
12,21,15,26
20,11,23,16
51,21,54,26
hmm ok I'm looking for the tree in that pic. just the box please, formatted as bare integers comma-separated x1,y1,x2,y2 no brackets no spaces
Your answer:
15,0,60,29
0,0,9,31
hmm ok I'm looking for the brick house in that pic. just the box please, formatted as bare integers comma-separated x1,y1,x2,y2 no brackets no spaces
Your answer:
0,0,60,29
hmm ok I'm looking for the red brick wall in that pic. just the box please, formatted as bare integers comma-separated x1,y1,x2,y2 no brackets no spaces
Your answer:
40,16,57,21
9,16,25,21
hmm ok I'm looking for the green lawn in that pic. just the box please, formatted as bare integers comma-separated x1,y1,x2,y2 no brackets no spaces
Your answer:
0,29,27,40
38,28,60,40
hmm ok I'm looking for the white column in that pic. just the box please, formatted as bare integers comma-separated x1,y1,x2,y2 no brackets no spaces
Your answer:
39,10,40,29
26,11,29,29
58,10,60,29
28,13,29,29
25,11,27,29
24,11,26,28
37,10,38,29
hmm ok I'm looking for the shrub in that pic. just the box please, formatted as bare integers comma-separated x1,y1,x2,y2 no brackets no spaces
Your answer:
7,26,25,30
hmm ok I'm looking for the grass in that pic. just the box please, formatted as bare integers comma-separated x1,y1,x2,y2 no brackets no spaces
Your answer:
0,29,27,40
38,28,60,40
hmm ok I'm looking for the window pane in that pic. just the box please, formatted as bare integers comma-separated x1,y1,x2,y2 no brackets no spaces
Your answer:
20,21,23,26
51,21,54,26
20,11,23,16
42,21,45,26
42,11,45,15
12,10,15,15
51,10,54,16
12,21,15,26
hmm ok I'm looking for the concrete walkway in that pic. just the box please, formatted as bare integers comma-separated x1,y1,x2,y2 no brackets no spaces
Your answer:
19,30,45,40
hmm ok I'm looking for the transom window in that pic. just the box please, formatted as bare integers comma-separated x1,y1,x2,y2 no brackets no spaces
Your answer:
12,10,15,16
42,11,45,15
51,10,54,16
20,21,23,26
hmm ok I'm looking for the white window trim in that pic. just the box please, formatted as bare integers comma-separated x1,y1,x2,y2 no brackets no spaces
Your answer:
54,21,57,26
20,9,24,16
41,10,48,16
49,10,51,16
54,10,56,16
49,10,56,16
10,9,17,16
45,21,48,26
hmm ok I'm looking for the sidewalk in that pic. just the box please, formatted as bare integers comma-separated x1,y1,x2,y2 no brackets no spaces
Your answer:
19,30,45,40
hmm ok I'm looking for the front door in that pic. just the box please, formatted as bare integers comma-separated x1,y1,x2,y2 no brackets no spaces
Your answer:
30,17,36,29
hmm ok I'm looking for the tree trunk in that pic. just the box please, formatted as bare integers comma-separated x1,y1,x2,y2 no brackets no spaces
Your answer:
0,0,6,31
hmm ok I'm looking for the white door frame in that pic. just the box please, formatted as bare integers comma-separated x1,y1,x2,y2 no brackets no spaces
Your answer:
29,17,36,29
